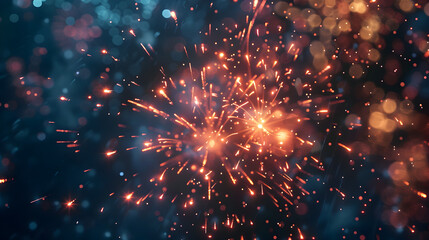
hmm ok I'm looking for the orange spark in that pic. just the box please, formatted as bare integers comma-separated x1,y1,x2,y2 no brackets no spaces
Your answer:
129,29,136,37
338,143,352,152
66,199,76,208
125,192,134,201
417,192,427,198
106,150,117,156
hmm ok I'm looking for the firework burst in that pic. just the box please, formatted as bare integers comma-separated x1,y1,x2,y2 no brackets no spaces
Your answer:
112,1,337,237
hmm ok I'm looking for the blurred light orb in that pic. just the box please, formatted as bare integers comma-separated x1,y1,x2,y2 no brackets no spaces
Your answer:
382,99,397,114
162,9,171,18
33,0,46,8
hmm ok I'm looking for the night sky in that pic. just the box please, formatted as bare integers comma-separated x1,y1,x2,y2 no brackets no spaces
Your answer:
1,0,429,239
